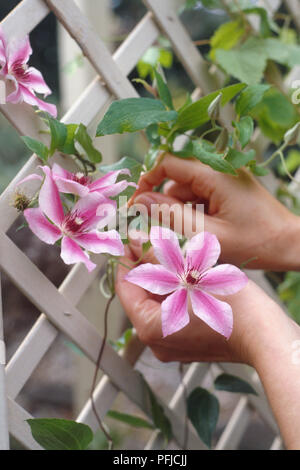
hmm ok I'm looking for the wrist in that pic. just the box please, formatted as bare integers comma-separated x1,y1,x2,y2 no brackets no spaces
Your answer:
279,213,300,272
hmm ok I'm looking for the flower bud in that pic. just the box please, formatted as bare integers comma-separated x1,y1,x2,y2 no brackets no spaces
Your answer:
208,93,222,121
284,122,300,146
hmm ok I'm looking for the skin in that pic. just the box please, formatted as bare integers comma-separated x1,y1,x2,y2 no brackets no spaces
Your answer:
116,154,300,450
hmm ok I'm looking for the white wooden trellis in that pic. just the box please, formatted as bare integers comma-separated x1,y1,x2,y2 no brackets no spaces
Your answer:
0,0,298,451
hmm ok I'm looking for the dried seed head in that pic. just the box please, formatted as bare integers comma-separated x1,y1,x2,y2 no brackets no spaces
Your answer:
12,192,31,212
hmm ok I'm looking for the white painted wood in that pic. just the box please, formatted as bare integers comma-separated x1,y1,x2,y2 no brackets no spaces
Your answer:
145,363,210,450
215,397,251,450
6,262,101,399
1,0,49,39
45,0,138,100
144,0,218,93
8,398,42,450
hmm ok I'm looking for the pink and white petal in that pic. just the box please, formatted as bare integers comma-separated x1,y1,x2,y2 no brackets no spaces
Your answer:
20,84,57,117
39,165,64,226
55,177,89,197
150,226,184,274
8,36,32,67
52,163,71,179
161,288,189,338
25,67,51,96
186,232,220,274
190,289,233,339
24,208,61,245
125,263,179,295
199,265,248,296
6,76,23,103
60,236,96,272
73,193,116,229
96,180,137,197
75,229,124,257
89,169,131,191
17,173,42,186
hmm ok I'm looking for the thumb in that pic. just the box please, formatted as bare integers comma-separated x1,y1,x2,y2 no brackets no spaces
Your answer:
134,192,222,239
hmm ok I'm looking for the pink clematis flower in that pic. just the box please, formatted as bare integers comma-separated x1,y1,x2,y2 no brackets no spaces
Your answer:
51,163,137,198
126,227,248,339
23,167,124,272
0,28,57,117
19,163,137,199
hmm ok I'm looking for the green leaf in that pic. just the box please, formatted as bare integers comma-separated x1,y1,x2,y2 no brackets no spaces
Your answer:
75,123,102,163
144,145,160,171
216,37,268,85
146,384,172,442
210,20,245,61
107,411,154,430
111,328,133,351
177,83,246,131
226,148,255,169
233,116,254,148
192,141,237,175
146,123,161,145
214,374,258,395
137,46,173,79
243,7,278,37
100,156,143,184
250,88,298,144
61,123,78,155
187,388,219,448
27,419,93,450
278,149,300,177
21,136,49,162
48,117,68,156
96,98,177,136
236,84,270,117
248,160,269,176
153,68,174,110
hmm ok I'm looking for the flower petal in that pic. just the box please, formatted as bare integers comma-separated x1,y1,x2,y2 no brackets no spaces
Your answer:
89,169,131,191
199,265,248,295
126,263,179,295
75,230,124,256
161,288,189,337
73,193,116,230
39,166,64,226
150,226,184,274
19,84,57,117
186,232,220,274
52,163,71,179
55,176,89,197
8,36,32,67
96,180,137,198
0,28,7,68
24,208,61,244
25,67,51,96
190,289,233,339
60,236,96,272
17,173,43,186
6,75,22,103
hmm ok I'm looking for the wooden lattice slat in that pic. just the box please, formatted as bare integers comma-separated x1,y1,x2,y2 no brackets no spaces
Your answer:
0,0,296,451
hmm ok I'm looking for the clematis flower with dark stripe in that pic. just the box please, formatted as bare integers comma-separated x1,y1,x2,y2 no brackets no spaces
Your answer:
24,167,124,272
126,226,248,339
0,28,57,116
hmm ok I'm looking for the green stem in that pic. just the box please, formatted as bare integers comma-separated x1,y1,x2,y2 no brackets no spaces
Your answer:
200,126,222,141
259,143,287,168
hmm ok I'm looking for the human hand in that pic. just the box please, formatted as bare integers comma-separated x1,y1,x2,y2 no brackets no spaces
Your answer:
131,154,300,271
115,237,288,367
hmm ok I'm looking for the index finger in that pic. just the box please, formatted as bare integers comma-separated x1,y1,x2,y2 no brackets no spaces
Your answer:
130,153,216,204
